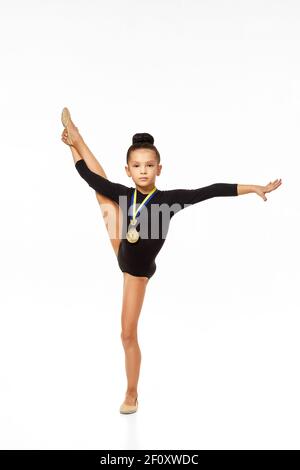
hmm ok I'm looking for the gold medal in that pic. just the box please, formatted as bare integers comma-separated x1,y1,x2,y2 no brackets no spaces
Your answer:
126,218,139,243
126,227,140,243
126,187,157,244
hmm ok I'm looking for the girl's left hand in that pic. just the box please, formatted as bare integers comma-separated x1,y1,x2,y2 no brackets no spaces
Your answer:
255,179,282,201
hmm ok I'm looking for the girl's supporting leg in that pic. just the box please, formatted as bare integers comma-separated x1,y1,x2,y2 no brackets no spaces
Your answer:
120,272,149,406
65,130,123,257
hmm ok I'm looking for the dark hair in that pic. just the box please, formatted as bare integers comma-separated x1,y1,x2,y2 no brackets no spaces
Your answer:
126,133,160,165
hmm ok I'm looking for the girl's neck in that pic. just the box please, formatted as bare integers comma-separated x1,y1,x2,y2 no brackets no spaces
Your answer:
135,184,156,195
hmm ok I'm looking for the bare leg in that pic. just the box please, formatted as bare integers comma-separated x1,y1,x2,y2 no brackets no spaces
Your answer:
62,126,123,256
120,272,149,406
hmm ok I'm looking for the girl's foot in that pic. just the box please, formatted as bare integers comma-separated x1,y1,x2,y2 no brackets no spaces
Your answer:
61,107,81,146
120,393,138,414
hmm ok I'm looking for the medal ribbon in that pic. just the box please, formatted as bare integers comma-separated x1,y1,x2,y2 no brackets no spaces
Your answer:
130,187,157,223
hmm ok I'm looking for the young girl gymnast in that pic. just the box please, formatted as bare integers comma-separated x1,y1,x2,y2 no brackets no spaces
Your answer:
60,107,282,414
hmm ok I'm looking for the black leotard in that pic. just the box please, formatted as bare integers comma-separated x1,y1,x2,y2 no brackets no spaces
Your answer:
75,159,238,279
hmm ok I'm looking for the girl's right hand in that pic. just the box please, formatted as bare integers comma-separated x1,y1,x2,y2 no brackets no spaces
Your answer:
61,126,80,146
61,128,72,146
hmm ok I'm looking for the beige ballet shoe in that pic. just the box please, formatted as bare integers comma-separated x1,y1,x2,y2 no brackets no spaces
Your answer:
119,398,138,414
61,107,73,145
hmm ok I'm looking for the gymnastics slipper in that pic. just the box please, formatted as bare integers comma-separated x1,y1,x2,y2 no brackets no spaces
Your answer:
119,398,138,414
61,106,73,145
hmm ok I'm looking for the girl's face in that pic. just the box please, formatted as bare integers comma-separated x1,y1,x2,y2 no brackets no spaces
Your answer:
125,148,162,193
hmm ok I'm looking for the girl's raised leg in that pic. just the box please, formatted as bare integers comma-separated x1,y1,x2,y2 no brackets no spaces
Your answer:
62,126,123,257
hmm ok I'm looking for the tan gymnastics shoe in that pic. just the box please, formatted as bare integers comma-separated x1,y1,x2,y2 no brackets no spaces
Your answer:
119,398,138,414
61,107,73,145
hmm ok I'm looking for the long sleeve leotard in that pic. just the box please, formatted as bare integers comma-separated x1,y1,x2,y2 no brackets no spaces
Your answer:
75,158,238,279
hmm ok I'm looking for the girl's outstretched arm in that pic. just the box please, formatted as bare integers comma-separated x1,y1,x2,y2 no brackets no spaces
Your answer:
161,178,282,211
159,178,282,218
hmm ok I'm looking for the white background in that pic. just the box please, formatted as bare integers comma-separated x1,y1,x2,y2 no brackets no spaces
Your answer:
0,0,298,450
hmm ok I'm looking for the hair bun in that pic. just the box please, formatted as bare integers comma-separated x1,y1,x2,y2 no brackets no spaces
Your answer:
132,133,154,145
